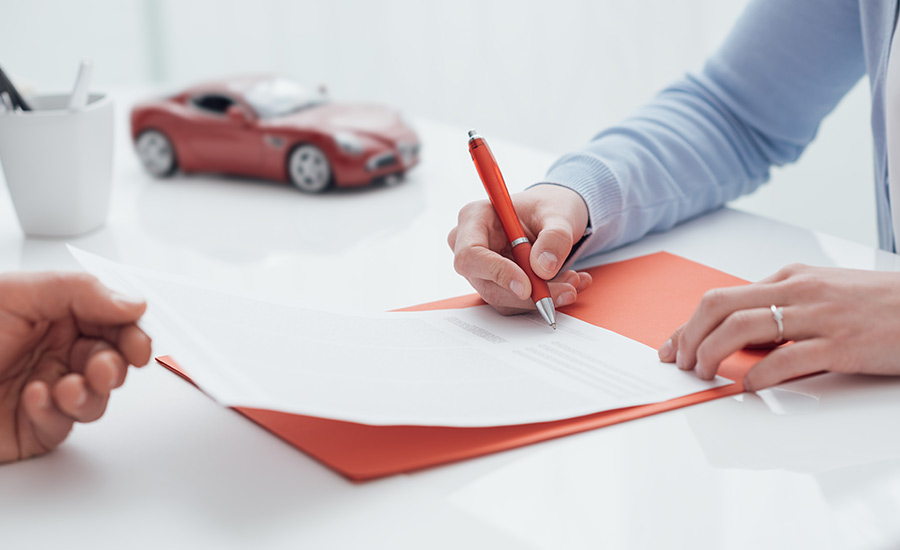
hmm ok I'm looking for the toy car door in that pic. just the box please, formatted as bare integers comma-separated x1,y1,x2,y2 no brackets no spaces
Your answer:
182,93,262,177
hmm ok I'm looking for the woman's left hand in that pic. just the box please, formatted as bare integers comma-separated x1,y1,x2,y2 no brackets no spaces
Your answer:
657,264,900,390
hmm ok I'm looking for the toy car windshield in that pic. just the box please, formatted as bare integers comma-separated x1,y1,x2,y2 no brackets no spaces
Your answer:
243,77,326,119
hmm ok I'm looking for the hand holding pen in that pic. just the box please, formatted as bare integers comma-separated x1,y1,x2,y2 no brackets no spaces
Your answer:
449,131,593,322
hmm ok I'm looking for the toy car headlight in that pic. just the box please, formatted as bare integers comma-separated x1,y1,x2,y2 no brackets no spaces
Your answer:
334,132,365,155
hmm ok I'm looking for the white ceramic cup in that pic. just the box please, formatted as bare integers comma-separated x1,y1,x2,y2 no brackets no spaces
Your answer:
0,93,113,237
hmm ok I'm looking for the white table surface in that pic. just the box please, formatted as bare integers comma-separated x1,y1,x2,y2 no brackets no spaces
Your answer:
2,92,900,550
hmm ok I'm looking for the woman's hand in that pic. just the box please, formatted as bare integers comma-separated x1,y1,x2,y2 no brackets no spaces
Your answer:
448,184,593,314
0,272,151,463
658,264,900,390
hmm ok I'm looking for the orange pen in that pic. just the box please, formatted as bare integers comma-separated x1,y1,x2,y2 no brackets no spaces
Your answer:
467,129,557,329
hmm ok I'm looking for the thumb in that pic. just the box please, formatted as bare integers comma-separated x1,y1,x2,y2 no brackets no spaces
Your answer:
8,272,146,326
529,218,578,280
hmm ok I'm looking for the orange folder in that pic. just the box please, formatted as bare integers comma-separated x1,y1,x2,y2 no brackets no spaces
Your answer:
157,251,764,481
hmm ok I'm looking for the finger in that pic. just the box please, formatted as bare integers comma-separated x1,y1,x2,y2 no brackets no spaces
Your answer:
552,274,579,308
65,322,153,367
471,278,536,315
659,324,686,363
464,257,592,311
574,272,592,292
676,283,791,372
756,263,808,285
118,324,152,367
743,340,825,391
456,246,532,301
521,184,589,279
473,277,584,315
5,272,146,325
52,373,110,423
529,218,578,280
20,381,75,458
693,307,791,380
551,271,593,306
69,338,112,374
84,347,128,393
452,202,532,300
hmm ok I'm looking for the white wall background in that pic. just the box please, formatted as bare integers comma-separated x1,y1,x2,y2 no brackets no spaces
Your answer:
1,0,877,248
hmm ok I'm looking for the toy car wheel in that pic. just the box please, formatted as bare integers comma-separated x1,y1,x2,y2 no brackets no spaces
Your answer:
288,144,332,193
135,130,178,177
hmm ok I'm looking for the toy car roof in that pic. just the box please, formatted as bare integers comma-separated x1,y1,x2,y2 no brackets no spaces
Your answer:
177,74,278,98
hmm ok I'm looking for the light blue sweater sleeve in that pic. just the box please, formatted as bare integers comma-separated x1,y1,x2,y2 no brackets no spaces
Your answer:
547,0,867,263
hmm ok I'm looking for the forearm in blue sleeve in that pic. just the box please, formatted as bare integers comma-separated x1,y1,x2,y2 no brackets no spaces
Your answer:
546,0,866,264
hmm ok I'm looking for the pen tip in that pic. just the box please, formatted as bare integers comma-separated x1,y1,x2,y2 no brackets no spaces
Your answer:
468,129,477,138
551,323,557,330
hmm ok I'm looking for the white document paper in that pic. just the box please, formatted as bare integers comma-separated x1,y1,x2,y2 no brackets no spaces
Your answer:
71,247,730,427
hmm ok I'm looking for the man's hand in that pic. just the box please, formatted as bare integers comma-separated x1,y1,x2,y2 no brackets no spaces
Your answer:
448,184,592,314
0,272,151,462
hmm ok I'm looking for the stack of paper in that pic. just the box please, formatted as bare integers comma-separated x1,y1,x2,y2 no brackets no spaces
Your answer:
71,247,729,427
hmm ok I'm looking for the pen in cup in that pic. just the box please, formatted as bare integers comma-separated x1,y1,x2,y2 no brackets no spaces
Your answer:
68,59,93,111
467,129,557,329
0,65,31,111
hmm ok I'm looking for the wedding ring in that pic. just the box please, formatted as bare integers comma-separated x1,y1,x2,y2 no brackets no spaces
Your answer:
770,305,784,343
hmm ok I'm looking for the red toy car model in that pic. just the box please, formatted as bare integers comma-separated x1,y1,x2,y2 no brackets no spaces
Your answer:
130,76,420,192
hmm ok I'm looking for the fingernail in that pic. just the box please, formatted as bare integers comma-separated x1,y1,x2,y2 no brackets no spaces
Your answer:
675,350,685,369
742,378,753,392
658,339,673,360
556,291,575,307
538,251,558,273
74,389,87,407
112,291,144,307
509,280,525,299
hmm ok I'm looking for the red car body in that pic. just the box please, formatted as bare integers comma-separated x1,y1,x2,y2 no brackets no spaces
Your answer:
130,75,420,191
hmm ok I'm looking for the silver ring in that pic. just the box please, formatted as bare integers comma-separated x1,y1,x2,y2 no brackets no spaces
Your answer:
770,305,784,343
